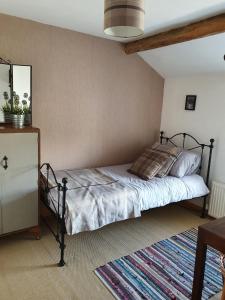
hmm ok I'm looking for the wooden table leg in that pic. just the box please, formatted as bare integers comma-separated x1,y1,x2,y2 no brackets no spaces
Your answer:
221,256,225,300
191,235,207,300
222,285,225,300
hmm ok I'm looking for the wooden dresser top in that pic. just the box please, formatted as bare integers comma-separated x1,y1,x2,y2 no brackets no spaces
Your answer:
0,126,40,133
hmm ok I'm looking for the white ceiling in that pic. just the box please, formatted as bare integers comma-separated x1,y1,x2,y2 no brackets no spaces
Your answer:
0,0,225,77
139,33,225,77
0,0,225,42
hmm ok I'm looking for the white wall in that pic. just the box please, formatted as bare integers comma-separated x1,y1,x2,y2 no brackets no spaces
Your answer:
161,74,225,184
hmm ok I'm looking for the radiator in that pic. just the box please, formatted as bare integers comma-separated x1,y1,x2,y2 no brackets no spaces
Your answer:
208,181,225,218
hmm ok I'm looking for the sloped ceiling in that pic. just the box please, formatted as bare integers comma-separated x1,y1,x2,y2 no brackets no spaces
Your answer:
139,33,225,77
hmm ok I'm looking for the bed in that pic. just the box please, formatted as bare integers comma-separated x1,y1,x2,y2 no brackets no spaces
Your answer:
40,132,215,266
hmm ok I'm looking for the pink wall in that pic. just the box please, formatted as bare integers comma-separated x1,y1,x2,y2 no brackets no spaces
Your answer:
0,14,164,170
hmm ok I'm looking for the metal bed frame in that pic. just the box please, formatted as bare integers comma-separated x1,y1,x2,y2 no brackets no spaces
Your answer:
40,132,214,267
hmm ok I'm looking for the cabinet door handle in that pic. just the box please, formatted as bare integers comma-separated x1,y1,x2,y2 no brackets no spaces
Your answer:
3,156,8,170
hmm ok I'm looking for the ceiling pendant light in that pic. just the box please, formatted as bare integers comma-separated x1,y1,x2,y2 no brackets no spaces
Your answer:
104,0,145,38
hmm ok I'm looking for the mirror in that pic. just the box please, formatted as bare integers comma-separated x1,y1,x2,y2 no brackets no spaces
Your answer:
12,64,32,125
0,64,11,123
0,61,32,126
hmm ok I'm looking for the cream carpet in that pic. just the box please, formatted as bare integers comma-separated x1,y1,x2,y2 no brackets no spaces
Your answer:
0,205,221,300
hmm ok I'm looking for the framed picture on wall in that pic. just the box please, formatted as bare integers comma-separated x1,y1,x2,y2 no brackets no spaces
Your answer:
185,95,197,111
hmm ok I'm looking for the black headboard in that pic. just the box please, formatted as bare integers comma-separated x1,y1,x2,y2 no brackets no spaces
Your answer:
160,131,214,188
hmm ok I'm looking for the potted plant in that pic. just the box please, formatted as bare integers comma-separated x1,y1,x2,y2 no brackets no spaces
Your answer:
22,93,31,125
1,91,12,123
11,94,25,128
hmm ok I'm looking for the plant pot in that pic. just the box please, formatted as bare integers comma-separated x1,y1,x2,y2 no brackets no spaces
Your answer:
12,114,25,128
3,112,12,124
24,113,32,126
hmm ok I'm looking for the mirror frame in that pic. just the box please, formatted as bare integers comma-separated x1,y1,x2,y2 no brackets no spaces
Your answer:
0,61,32,126
0,61,12,125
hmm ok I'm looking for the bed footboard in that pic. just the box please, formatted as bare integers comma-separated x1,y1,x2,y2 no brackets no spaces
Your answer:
40,163,68,267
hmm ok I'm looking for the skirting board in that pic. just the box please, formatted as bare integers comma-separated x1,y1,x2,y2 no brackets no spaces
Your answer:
179,200,202,212
179,199,215,219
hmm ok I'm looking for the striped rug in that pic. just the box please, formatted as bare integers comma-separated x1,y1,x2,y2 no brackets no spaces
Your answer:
95,228,223,300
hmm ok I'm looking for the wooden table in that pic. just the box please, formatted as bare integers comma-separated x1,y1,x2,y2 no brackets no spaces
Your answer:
192,217,225,299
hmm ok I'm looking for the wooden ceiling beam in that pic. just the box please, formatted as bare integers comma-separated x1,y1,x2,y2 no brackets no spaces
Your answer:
124,13,225,54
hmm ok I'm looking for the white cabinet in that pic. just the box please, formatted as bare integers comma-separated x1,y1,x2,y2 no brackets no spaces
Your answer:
0,128,39,236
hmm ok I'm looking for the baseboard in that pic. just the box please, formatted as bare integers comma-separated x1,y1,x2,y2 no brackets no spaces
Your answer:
179,200,202,212
0,225,40,239
180,200,215,220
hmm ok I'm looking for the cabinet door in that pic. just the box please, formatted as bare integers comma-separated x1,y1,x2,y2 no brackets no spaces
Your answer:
0,172,3,234
0,133,38,234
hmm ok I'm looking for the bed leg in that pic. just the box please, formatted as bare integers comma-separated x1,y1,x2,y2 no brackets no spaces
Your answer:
58,226,66,267
201,195,208,218
58,177,67,267
201,139,214,219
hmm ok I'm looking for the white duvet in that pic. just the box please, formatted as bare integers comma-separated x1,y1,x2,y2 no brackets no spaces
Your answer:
48,164,209,235
99,164,209,212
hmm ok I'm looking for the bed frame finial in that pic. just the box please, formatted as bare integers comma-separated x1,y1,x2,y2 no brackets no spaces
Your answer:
210,139,215,148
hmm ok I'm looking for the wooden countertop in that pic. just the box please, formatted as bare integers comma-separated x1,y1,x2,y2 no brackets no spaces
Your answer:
0,126,40,133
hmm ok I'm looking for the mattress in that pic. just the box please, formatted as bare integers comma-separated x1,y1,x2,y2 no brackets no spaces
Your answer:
45,164,209,235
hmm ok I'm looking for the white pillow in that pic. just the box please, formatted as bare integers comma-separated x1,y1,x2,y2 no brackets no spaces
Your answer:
169,150,201,178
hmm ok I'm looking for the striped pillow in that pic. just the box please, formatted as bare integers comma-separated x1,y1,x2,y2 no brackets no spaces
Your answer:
128,149,170,180
152,142,182,177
